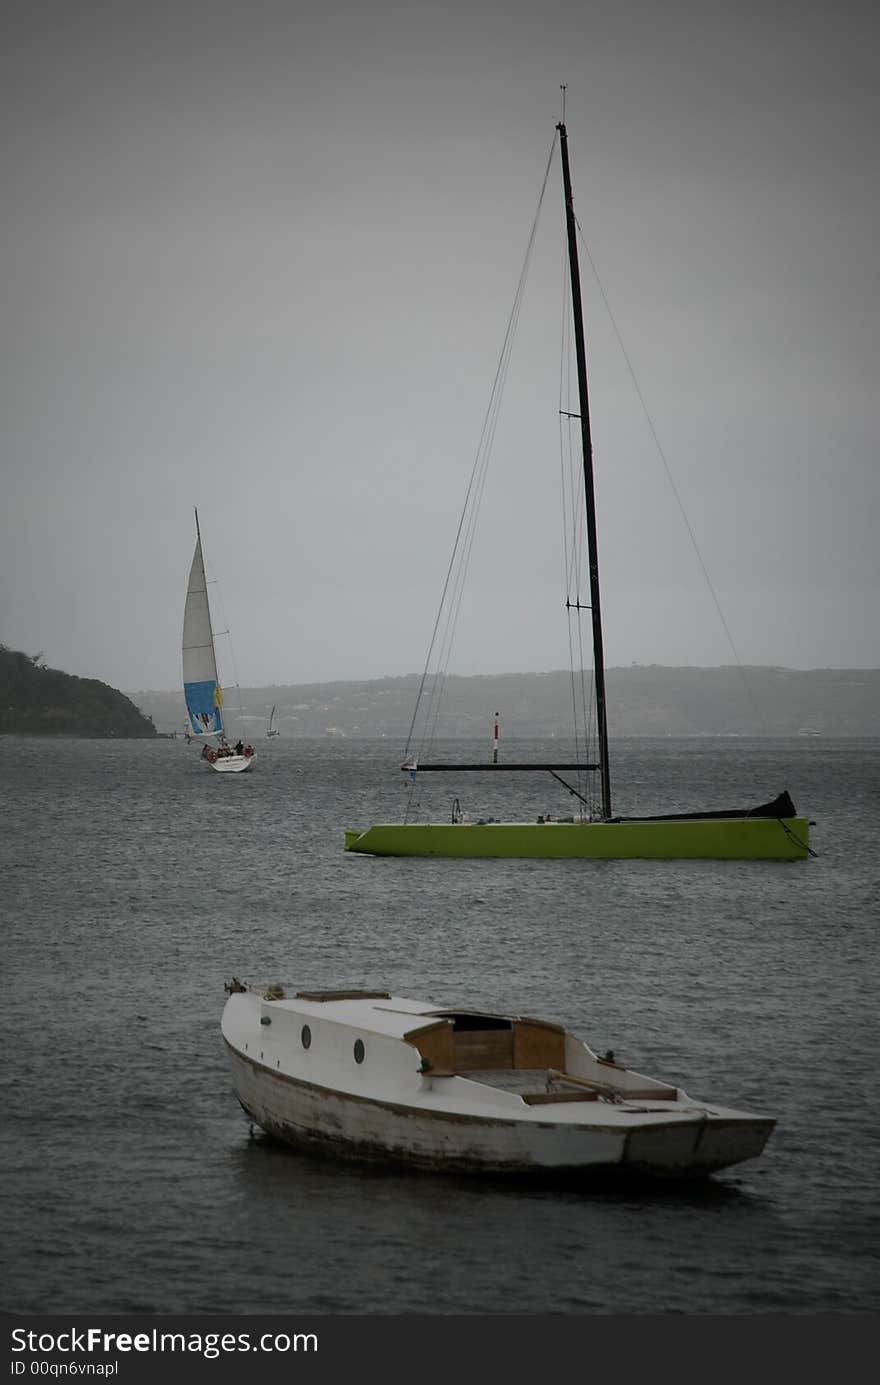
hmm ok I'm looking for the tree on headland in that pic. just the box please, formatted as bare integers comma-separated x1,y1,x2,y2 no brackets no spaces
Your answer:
0,645,157,737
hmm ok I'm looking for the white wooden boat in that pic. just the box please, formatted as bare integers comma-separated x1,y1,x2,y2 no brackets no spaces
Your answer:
221,984,775,1179
182,508,255,772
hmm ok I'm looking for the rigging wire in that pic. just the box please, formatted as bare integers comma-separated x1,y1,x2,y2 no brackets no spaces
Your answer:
210,578,247,739
403,136,558,802
574,216,766,732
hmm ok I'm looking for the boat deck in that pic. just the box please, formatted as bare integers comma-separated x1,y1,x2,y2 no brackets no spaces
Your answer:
444,1068,608,1105
440,1066,683,1107
458,1069,552,1094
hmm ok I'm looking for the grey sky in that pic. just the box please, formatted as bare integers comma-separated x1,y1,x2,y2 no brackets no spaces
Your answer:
2,0,877,692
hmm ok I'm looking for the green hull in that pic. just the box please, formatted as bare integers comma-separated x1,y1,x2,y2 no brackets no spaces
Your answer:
344,816,811,861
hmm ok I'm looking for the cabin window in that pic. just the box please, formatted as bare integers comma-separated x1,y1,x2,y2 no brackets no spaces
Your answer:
353,1039,365,1064
301,1025,312,1050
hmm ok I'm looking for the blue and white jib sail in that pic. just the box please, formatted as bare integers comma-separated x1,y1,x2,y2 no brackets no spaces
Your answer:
182,524,224,739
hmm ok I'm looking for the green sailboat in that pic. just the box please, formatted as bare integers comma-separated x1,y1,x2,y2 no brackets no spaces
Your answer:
345,120,811,863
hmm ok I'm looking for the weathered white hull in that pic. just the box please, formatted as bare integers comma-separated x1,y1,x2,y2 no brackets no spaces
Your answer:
209,753,253,773
225,1046,769,1176
221,990,775,1179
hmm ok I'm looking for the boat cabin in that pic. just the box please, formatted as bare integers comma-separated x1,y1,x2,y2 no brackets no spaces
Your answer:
407,1010,567,1077
234,987,680,1105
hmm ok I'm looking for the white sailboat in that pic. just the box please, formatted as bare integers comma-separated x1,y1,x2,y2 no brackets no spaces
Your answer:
266,704,280,738
182,509,255,773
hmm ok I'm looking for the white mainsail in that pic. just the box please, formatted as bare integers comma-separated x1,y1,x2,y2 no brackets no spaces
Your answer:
182,514,224,738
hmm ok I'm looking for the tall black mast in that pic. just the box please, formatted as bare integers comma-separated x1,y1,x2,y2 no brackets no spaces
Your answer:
557,121,612,820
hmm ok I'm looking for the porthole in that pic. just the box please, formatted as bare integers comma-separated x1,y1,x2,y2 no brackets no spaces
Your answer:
353,1039,365,1064
301,1025,312,1050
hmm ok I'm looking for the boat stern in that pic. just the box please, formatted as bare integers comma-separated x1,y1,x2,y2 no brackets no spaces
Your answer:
623,1113,776,1176
210,753,254,773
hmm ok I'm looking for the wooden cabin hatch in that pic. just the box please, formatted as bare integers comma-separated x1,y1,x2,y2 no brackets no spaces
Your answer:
405,1013,566,1075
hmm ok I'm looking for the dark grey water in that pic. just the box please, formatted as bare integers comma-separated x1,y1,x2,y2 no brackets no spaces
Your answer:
2,735,878,1314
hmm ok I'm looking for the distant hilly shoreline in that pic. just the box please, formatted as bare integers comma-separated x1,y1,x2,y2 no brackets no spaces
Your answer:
6,644,874,741
131,666,880,739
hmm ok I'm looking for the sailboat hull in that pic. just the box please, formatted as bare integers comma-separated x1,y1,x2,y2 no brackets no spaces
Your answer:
209,753,254,773
344,815,810,861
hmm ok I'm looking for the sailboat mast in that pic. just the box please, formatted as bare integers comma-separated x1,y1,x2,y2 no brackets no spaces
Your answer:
557,121,612,820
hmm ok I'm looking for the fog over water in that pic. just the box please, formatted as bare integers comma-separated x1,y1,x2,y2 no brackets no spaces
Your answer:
2,0,877,692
